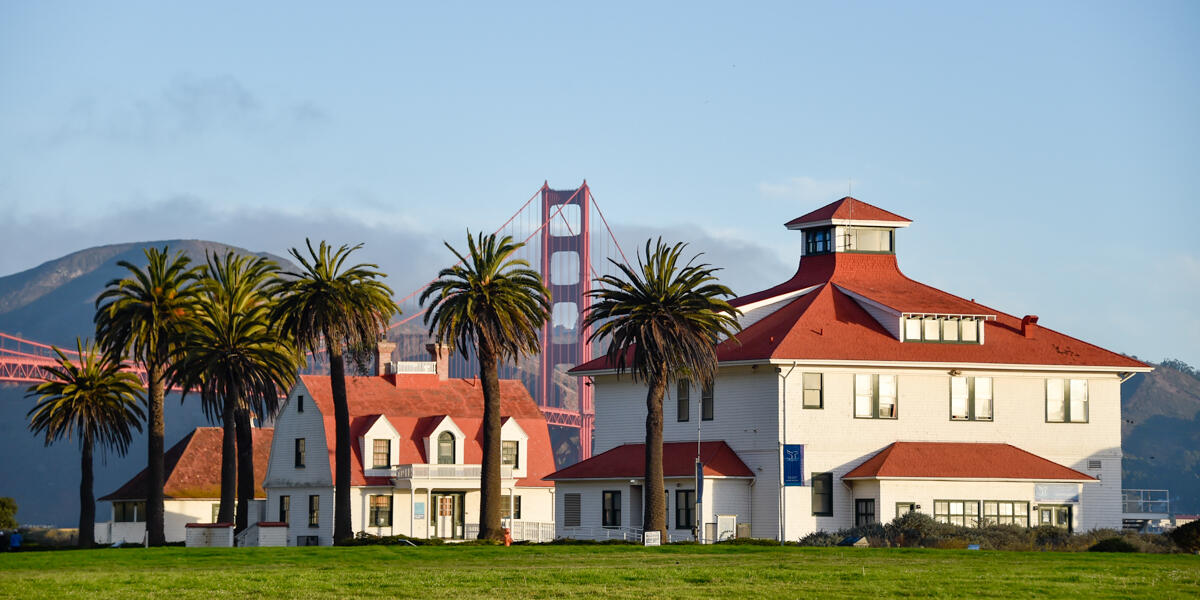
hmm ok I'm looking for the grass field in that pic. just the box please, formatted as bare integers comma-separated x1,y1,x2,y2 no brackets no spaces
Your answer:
0,544,1197,599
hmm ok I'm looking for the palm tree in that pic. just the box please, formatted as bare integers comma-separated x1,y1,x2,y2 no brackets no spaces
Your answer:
95,247,199,546
170,252,297,534
581,239,741,540
27,339,145,548
421,232,550,541
271,240,398,543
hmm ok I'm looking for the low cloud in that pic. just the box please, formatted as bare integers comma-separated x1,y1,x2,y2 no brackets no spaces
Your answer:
758,176,855,203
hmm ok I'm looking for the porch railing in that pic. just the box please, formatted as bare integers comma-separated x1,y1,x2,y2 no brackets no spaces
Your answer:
461,521,555,543
393,464,513,479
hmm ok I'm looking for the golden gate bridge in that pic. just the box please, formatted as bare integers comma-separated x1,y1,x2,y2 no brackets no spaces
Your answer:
0,181,626,460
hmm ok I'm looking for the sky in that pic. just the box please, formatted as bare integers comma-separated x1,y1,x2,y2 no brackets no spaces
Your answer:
0,1,1197,366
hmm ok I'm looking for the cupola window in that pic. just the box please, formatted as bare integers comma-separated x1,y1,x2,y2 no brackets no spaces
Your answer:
804,228,833,255
843,227,894,253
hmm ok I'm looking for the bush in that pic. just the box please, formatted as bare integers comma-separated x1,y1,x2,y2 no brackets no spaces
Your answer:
796,532,839,547
1032,525,1071,550
336,532,444,546
1171,521,1200,553
1088,537,1138,553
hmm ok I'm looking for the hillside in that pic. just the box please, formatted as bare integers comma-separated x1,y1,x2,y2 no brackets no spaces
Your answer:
1121,360,1200,513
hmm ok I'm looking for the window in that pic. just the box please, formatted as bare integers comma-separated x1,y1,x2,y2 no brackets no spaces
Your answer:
211,503,220,523
677,380,690,422
896,502,916,516
502,441,519,467
438,431,455,464
1046,378,1088,423
308,495,320,528
675,490,695,530
812,472,833,516
279,495,290,524
950,376,993,421
294,438,306,468
564,493,581,527
805,228,832,255
297,394,304,413
982,501,1029,527
802,373,823,409
855,499,876,526
854,374,897,419
701,384,714,421
934,500,979,527
370,495,392,527
373,439,391,469
114,501,146,522
903,316,982,344
602,491,621,527
501,495,522,520
845,227,893,253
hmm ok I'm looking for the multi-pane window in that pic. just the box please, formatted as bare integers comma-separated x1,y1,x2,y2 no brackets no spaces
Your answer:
279,495,290,524
1046,379,1088,423
564,494,581,527
502,495,522,520
855,499,876,526
812,472,833,516
854,374,897,419
934,500,980,527
675,490,695,531
308,495,320,528
294,438,306,468
373,439,391,468
602,491,622,527
677,380,690,422
114,501,146,522
370,495,392,527
805,228,832,255
297,394,304,413
982,501,1029,527
438,432,455,464
701,384,714,421
896,502,916,516
950,376,993,421
845,227,893,253
802,373,823,409
502,441,519,467
904,316,981,344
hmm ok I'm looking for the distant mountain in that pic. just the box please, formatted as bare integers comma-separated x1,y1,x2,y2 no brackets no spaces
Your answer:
1121,359,1200,513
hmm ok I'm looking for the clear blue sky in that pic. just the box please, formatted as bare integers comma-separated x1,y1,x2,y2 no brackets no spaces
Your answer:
1,1,1197,366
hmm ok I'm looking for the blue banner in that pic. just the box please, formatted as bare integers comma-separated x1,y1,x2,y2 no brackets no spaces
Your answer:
784,444,804,486
696,460,704,503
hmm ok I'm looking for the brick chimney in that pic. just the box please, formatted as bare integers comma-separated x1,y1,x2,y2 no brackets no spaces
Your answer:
426,343,450,381
1021,315,1039,339
375,341,397,376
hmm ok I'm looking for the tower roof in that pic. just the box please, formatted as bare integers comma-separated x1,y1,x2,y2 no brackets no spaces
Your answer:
785,196,912,230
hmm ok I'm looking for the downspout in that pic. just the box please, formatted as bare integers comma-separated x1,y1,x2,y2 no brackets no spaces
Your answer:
777,362,797,545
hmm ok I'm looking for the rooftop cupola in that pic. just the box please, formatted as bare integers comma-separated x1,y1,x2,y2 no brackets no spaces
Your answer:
785,196,911,256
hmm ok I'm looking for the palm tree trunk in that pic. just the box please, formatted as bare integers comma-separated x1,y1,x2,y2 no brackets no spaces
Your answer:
235,408,254,536
477,339,504,542
145,361,166,547
643,369,668,539
218,392,237,525
79,434,95,549
327,335,353,544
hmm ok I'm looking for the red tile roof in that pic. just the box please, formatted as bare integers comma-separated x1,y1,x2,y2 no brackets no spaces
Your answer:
842,442,1095,481
299,374,555,488
99,427,273,501
785,197,912,229
545,441,753,480
573,210,1147,372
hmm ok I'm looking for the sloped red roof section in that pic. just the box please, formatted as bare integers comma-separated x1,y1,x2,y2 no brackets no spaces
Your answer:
842,442,1095,481
300,374,555,487
100,427,273,501
785,197,912,228
545,441,753,480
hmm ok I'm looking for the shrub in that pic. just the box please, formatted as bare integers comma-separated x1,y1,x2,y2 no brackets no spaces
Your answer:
1170,521,1200,553
1088,537,1138,553
336,532,443,546
796,532,839,547
1032,525,1071,550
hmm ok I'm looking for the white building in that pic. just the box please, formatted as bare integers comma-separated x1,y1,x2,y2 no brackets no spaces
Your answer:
95,427,270,545
262,344,557,546
552,197,1151,542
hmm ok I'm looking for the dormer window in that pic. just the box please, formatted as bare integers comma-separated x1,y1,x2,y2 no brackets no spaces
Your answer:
904,315,984,344
372,439,391,469
437,432,455,465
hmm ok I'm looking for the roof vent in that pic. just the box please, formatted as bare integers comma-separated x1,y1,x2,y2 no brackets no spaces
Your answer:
1021,315,1039,339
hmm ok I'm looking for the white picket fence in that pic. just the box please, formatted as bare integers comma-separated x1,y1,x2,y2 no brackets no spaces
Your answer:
556,526,687,543
462,521,555,543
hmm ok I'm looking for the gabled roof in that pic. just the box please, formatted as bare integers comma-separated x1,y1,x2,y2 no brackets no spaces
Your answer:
545,441,753,480
842,442,1095,481
785,197,912,229
100,427,273,501
299,374,555,487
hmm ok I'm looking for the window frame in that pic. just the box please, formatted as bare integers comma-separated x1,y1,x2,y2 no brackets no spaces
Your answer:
369,494,393,527
933,499,980,527
855,498,877,526
811,472,833,517
501,495,522,520
949,376,993,422
601,490,622,528
896,502,916,517
297,394,304,413
372,439,391,469
676,380,690,422
804,227,833,255
802,372,823,409
308,494,320,528
903,316,982,344
1045,378,1089,423
437,431,456,464
981,500,1029,527
701,383,714,421
854,374,898,420
294,438,306,468
675,490,696,531
279,495,290,524
501,440,519,467
114,501,146,523
843,226,895,255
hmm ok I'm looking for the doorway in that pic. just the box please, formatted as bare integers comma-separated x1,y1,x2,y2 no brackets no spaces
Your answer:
1038,504,1072,532
431,492,465,539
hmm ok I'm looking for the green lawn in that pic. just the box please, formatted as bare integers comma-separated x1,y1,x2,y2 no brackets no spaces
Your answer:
0,544,1196,599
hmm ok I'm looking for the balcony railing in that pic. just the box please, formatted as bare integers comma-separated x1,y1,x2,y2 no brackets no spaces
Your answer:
392,464,513,479
1122,489,1170,515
